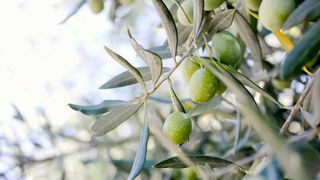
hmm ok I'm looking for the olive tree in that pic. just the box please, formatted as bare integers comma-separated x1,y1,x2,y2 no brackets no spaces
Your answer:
69,0,320,179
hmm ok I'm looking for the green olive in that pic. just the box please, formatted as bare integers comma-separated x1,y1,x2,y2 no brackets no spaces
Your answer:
215,80,227,95
189,68,218,103
272,79,291,91
119,0,134,6
244,0,261,11
258,0,295,31
88,0,104,14
181,57,201,82
204,0,224,11
211,31,242,65
163,112,192,145
171,169,182,180
182,168,198,180
177,1,193,26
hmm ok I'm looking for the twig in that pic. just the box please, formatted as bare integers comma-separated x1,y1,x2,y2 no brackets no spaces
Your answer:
280,79,314,133
147,46,194,95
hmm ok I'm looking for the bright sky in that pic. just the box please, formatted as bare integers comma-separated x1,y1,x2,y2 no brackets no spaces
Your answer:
0,0,142,128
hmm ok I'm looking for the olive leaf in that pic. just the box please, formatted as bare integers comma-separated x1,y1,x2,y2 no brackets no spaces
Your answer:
207,9,236,36
68,100,127,116
148,96,190,104
148,45,172,59
153,155,244,171
193,0,204,37
188,96,222,116
234,11,263,69
303,85,313,111
111,159,153,173
168,80,186,113
90,99,143,136
245,158,281,180
301,110,318,128
104,46,146,90
223,65,285,108
280,19,320,79
59,0,86,24
99,67,170,89
12,104,26,122
128,105,149,180
176,24,193,46
283,0,320,30
233,109,241,153
198,9,236,48
127,29,163,84
151,0,178,59
311,70,320,126
148,45,186,59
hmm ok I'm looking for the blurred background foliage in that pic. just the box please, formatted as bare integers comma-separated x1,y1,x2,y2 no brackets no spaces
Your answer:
0,0,319,179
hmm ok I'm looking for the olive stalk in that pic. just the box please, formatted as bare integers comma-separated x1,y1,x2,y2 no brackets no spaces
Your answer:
147,46,194,96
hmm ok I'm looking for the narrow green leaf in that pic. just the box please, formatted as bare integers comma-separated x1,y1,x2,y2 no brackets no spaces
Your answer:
245,157,271,178
148,45,187,59
283,0,320,30
154,155,244,171
234,11,263,69
223,65,285,108
59,0,86,24
151,0,178,59
311,71,320,126
128,105,149,180
104,46,146,90
68,100,127,116
207,9,236,35
303,85,313,111
188,96,222,116
168,80,185,113
163,24,193,48
233,109,241,153
178,25,193,45
198,9,236,48
193,0,204,37
90,99,143,136
111,160,153,173
280,19,320,79
301,110,317,128
148,96,190,104
148,45,172,59
12,104,25,122
99,67,170,89
127,30,163,84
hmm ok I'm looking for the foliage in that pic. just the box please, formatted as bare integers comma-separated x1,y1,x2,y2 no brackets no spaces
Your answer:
69,0,320,179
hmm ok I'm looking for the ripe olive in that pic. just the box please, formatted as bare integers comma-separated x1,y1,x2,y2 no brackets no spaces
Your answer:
88,0,104,14
181,57,201,82
244,0,261,11
204,0,224,11
163,112,192,145
189,68,218,103
211,31,242,66
258,0,295,31
177,1,193,26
